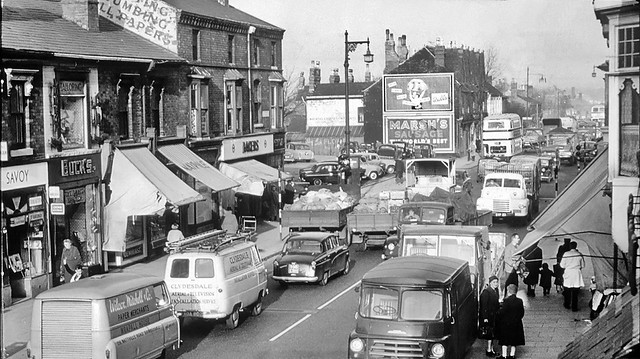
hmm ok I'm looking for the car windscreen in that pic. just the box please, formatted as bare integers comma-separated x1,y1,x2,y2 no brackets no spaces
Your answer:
284,239,322,254
360,286,399,320
400,207,421,222
295,144,311,150
420,207,446,224
402,235,437,256
401,290,443,320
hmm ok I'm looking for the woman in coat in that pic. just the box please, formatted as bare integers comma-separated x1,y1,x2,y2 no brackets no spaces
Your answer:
523,245,543,297
496,284,525,359
479,275,501,356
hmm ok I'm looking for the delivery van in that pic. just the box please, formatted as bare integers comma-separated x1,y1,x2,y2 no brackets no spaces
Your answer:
27,273,180,359
348,256,477,359
164,229,268,329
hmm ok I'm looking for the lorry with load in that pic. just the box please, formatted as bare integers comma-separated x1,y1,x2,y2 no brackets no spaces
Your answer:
281,184,361,241
404,157,457,200
349,186,492,251
475,156,541,222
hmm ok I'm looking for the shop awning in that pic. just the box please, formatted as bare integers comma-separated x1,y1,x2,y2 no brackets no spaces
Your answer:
158,144,239,192
307,126,364,138
103,147,205,252
219,159,293,196
514,147,627,288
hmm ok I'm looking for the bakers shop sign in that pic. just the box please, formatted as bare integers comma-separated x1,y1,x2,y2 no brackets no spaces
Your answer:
220,134,274,161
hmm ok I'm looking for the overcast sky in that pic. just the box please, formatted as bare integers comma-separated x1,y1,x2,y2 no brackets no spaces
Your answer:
232,0,609,100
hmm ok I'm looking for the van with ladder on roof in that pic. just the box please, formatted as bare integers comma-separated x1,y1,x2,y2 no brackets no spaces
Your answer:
163,229,268,329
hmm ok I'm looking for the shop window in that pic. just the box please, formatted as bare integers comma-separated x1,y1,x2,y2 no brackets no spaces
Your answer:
225,81,243,135
618,25,639,70
252,38,261,66
192,29,201,61
228,35,235,64
190,80,209,138
270,84,283,129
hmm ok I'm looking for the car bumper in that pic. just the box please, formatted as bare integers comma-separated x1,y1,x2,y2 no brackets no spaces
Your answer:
272,275,319,282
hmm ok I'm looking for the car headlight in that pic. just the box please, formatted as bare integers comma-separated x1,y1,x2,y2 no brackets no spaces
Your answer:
310,261,316,271
273,260,279,268
349,338,364,353
431,343,445,358
387,243,395,250
518,203,526,209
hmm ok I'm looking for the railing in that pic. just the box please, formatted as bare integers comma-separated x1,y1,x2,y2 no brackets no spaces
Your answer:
165,229,254,253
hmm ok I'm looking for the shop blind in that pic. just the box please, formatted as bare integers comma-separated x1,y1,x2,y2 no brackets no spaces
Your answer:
41,300,92,358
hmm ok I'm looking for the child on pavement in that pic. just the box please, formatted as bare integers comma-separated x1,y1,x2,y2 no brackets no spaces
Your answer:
539,263,555,296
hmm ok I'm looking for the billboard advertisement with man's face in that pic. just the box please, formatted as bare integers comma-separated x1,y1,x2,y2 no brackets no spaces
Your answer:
384,115,454,153
383,74,454,112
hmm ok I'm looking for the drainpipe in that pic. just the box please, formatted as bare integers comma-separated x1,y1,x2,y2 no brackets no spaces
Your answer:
247,26,256,133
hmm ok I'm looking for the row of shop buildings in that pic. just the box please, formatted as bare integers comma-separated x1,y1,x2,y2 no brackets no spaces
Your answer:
1,0,289,306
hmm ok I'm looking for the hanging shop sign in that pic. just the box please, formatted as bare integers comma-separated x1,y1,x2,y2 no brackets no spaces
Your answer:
50,203,65,215
273,132,286,151
59,81,85,96
219,134,274,161
1,162,48,191
49,153,101,184
64,187,86,205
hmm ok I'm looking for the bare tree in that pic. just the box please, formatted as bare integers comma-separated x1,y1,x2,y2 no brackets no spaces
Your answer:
282,68,304,127
484,46,502,84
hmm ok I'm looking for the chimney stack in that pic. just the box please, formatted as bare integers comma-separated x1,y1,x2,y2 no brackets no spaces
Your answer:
329,68,341,83
297,72,306,93
434,36,445,68
396,35,408,61
61,0,99,32
308,60,320,93
364,63,371,82
384,29,399,74
510,79,518,97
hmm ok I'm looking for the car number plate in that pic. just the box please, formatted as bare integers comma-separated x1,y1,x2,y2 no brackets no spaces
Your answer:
496,213,506,217
288,263,299,274
183,311,203,317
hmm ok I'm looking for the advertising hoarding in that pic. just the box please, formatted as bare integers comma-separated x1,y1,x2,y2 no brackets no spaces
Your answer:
384,114,454,153
383,73,454,112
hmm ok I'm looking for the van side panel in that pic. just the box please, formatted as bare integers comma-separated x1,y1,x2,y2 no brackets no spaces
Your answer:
222,248,261,312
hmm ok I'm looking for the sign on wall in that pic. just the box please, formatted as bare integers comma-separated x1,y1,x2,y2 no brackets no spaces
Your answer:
306,98,363,127
384,115,455,153
220,134,274,161
98,0,179,53
2,162,48,191
383,73,454,112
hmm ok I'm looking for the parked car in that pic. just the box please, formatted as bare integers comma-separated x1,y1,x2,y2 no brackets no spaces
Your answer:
284,149,295,163
352,152,396,174
577,140,598,162
272,232,350,286
352,155,386,180
299,161,343,185
376,143,402,159
285,142,315,162
557,144,575,165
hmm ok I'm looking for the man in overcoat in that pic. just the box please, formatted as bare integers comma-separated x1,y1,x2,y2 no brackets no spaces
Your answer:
496,284,525,359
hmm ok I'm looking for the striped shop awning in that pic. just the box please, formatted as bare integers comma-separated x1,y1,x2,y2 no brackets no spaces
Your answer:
307,126,364,138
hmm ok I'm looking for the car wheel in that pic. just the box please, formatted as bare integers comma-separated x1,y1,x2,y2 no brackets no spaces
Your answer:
319,271,329,286
313,178,323,186
356,241,367,252
225,306,240,329
369,171,378,180
342,257,351,275
386,165,395,174
251,292,264,316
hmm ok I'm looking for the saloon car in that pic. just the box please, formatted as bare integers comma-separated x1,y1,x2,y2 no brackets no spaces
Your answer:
352,152,396,174
299,161,343,185
272,232,350,286
285,142,315,162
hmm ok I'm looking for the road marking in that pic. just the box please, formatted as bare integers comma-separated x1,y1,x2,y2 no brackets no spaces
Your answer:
269,280,361,342
269,314,311,342
317,280,360,310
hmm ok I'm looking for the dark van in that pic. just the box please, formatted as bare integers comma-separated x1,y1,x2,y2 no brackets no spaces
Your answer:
348,256,477,359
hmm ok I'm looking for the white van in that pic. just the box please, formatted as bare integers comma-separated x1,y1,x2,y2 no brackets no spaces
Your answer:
27,273,180,359
164,230,268,329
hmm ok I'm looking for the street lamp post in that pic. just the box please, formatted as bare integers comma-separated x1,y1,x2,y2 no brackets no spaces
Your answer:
344,30,373,162
526,67,546,127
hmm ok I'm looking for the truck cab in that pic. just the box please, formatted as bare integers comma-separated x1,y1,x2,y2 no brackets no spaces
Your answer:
476,172,530,221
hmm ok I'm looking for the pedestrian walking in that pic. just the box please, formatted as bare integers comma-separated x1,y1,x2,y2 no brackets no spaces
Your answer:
479,275,501,357
167,223,185,244
501,233,521,298
554,238,571,291
60,238,82,284
560,241,585,311
539,263,555,296
523,245,543,297
496,284,525,359
394,154,405,184
221,207,239,235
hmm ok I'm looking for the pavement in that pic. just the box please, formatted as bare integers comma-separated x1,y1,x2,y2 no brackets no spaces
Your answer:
2,151,594,359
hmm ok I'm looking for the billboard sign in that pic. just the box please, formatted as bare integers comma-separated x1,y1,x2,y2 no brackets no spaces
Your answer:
383,73,454,112
384,114,454,153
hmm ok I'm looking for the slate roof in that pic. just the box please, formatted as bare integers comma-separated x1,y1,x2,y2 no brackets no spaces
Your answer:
483,82,503,97
2,0,185,62
306,82,374,97
165,0,283,32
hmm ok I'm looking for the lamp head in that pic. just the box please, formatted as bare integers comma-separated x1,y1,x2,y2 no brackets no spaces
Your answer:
363,38,374,63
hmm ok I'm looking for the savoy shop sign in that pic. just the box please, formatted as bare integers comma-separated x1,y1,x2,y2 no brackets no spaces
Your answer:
49,153,101,183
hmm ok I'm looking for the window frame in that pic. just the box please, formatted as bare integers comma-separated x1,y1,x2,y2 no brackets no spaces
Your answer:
192,29,201,61
270,41,277,67
228,34,235,64
270,84,283,129
617,25,639,70
190,80,210,138
225,81,243,135
252,38,261,66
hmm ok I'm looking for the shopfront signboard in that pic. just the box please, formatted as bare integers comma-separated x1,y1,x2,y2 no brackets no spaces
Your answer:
219,134,274,161
1,162,48,191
